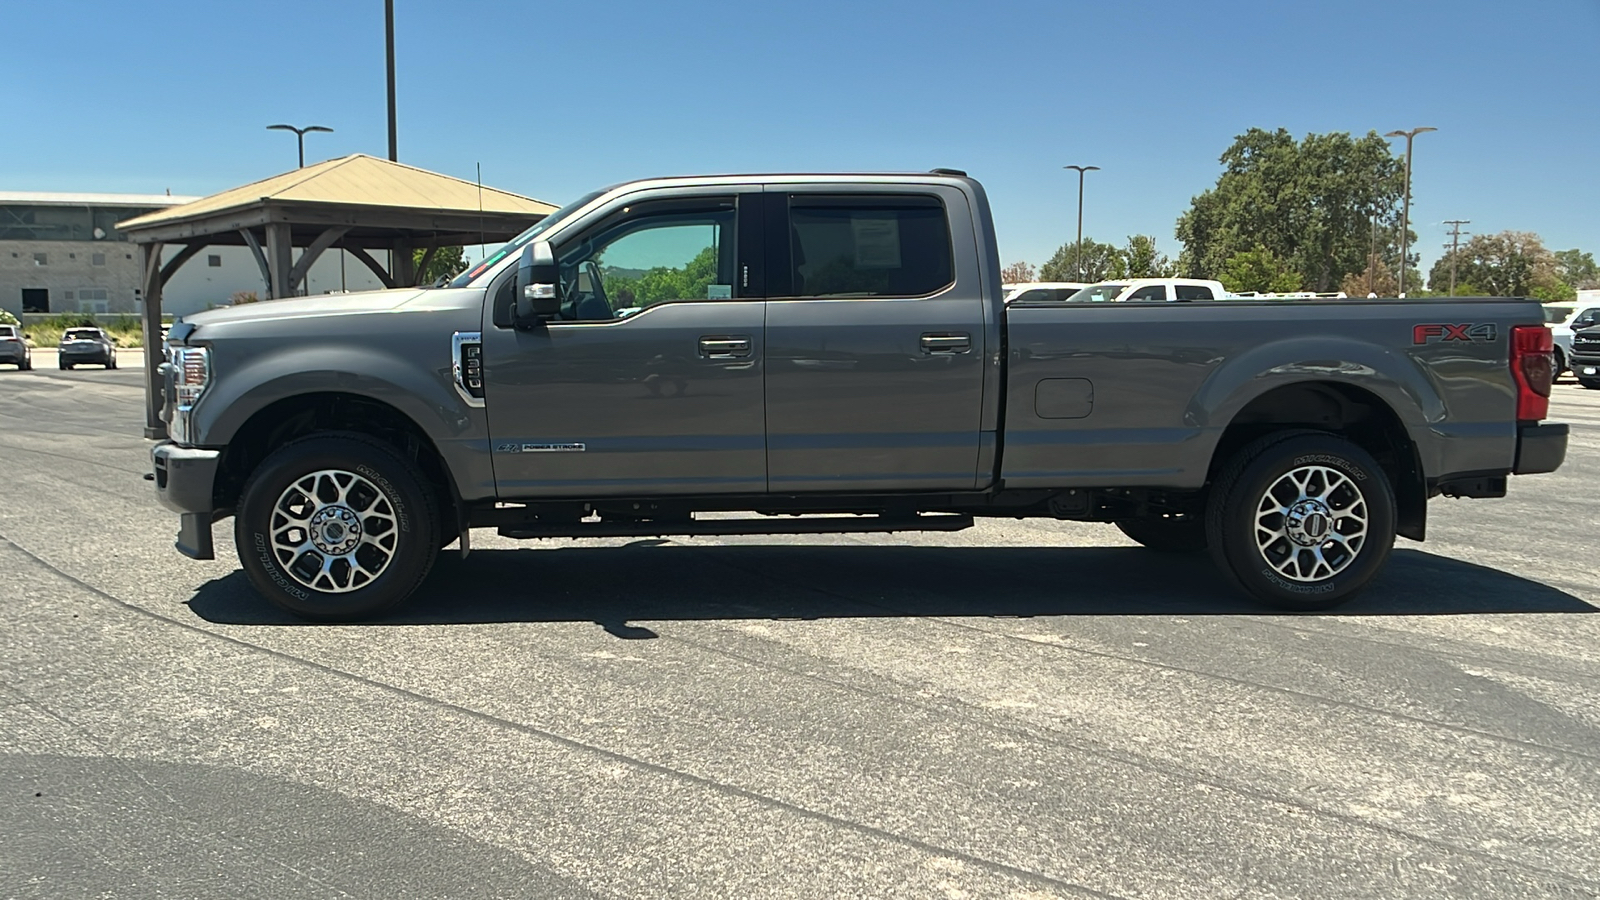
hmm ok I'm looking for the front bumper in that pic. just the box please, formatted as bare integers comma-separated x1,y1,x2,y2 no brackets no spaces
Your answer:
1569,352,1600,378
151,441,221,560
1514,422,1568,475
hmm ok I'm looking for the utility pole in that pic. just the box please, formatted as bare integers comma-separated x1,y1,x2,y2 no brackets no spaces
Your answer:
385,0,398,161
1062,165,1099,281
1384,127,1437,296
1443,219,1471,296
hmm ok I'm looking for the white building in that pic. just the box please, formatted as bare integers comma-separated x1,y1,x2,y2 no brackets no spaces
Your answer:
1,190,389,318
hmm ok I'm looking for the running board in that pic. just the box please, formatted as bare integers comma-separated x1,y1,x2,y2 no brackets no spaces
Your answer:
496,513,974,540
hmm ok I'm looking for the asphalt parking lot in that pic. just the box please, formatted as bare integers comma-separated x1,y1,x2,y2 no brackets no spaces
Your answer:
1,364,1597,900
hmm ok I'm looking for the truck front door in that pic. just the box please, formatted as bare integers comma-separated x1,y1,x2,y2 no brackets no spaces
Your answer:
481,192,768,498
762,187,988,492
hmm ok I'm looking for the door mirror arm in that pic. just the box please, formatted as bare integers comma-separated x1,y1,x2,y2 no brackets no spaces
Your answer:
514,243,561,328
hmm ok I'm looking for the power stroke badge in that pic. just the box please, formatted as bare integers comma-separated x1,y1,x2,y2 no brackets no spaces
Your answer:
496,442,587,453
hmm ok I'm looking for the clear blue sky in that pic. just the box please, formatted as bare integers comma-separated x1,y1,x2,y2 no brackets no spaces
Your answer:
4,0,1596,275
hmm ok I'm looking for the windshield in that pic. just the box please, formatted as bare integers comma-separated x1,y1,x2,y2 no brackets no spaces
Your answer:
448,190,607,288
1065,283,1130,303
1545,305,1575,324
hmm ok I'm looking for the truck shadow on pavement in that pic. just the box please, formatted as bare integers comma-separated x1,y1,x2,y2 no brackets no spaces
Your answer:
185,544,1597,629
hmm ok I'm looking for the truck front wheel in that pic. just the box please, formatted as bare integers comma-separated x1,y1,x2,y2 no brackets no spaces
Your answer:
235,433,439,620
1206,432,1395,611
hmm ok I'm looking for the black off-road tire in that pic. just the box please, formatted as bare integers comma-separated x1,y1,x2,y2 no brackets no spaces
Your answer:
1580,378,1600,390
1115,515,1207,552
235,432,439,621
1206,431,1395,611
106,354,117,370
59,361,70,370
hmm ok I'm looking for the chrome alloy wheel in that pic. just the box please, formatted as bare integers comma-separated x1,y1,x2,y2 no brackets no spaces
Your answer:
270,469,399,593
1253,465,1368,582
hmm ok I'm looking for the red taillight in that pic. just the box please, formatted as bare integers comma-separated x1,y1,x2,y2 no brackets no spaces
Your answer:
1510,325,1553,421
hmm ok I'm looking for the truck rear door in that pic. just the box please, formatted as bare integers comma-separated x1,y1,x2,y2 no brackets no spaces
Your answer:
761,186,987,491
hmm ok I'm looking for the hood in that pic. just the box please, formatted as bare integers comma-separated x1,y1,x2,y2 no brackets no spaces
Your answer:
182,287,430,326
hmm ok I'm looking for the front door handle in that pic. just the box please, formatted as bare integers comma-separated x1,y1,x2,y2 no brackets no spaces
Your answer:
699,335,752,358
920,333,972,354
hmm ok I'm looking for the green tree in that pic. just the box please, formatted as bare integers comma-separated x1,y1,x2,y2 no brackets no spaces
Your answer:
1040,237,1122,282
1554,248,1600,290
602,245,720,305
413,246,469,285
1427,231,1568,299
0,309,18,326
1122,235,1172,278
1001,260,1036,283
1219,245,1301,294
1175,128,1408,291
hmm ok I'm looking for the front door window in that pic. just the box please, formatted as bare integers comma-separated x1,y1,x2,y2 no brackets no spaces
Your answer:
556,206,736,321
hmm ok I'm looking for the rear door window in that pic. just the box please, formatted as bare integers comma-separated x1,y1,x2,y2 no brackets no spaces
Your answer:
782,195,953,298
1174,284,1215,301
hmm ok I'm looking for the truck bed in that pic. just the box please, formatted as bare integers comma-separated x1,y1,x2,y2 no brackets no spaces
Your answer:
1000,297,1546,490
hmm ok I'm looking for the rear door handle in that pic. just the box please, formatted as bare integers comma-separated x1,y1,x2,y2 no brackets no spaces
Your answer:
920,333,972,354
699,335,752,358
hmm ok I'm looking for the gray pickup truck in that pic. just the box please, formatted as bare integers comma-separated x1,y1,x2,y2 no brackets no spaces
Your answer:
150,170,1567,619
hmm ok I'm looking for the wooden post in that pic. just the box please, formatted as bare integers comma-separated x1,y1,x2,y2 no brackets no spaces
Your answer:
139,242,167,440
391,238,415,287
265,221,294,298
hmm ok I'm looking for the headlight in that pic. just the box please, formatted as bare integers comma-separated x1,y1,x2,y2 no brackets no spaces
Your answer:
169,346,211,444
173,346,211,408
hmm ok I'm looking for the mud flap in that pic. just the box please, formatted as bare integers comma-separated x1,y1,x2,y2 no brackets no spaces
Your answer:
175,512,215,560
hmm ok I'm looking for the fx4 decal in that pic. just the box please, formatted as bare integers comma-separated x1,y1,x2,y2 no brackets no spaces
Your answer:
1413,323,1497,345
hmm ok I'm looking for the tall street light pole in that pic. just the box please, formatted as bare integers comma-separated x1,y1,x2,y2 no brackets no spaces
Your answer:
1383,126,1436,296
1063,165,1100,281
266,124,334,168
386,0,398,161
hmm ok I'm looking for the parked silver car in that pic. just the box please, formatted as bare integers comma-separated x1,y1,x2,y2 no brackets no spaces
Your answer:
58,327,117,370
0,324,32,370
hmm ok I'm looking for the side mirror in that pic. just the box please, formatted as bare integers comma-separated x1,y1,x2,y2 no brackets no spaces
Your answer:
514,243,561,327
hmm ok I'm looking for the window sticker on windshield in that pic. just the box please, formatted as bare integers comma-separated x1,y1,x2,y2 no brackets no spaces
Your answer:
706,284,732,299
852,215,901,269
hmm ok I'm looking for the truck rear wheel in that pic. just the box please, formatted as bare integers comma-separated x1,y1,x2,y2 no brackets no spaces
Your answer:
235,433,438,620
1115,515,1207,552
1206,432,1395,611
